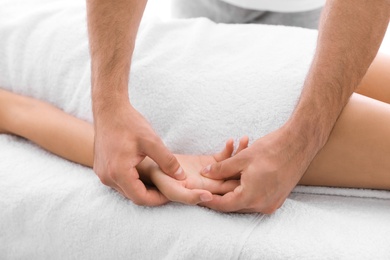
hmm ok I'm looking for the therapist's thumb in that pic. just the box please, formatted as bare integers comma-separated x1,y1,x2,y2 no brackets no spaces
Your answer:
147,141,185,180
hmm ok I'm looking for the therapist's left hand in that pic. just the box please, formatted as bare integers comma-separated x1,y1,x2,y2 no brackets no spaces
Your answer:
200,126,315,214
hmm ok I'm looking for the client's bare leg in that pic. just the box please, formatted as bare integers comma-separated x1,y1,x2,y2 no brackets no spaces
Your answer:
300,93,390,189
300,52,390,189
356,53,390,103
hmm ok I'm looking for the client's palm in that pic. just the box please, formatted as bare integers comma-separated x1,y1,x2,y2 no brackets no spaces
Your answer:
137,137,248,205
175,153,236,194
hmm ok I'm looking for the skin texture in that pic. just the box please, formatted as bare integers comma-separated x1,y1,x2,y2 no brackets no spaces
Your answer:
0,54,390,211
86,0,184,206
202,0,390,213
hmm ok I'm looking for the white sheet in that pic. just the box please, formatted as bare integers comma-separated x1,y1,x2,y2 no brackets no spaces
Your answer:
1,0,390,258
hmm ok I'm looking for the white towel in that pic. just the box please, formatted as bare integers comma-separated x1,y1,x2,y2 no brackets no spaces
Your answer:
0,0,316,155
1,0,390,259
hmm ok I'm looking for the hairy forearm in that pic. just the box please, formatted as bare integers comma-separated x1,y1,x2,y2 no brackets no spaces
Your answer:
86,0,147,120
288,0,390,156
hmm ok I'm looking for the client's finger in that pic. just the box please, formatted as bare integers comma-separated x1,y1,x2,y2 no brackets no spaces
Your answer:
168,187,213,205
235,136,249,154
201,179,240,195
200,187,245,212
213,138,234,162
116,167,169,206
152,170,213,205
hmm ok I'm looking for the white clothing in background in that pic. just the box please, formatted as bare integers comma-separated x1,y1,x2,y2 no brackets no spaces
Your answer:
221,0,325,12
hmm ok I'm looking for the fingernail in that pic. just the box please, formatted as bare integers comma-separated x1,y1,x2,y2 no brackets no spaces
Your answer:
174,167,185,180
202,165,211,174
200,193,212,202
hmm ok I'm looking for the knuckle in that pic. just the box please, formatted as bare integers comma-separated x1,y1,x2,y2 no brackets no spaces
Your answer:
143,134,160,148
128,168,139,180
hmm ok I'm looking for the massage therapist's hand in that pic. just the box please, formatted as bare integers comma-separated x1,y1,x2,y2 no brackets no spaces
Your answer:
137,137,248,205
87,0,181,206
201,126,314,214
93,101,185,206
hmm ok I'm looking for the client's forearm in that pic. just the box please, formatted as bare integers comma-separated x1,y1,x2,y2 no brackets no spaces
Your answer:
0,89,159,174
0,89,94,167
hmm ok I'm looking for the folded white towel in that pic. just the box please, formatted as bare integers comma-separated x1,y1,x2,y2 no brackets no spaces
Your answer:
1,0,389,259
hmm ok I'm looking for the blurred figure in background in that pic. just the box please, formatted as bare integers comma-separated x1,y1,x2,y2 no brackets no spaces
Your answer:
171,0,324,29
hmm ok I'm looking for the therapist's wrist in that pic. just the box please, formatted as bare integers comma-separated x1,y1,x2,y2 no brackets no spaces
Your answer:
283,109,332,158
92,86,132,126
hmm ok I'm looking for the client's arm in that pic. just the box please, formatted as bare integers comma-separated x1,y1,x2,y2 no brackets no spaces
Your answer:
0,89,245,204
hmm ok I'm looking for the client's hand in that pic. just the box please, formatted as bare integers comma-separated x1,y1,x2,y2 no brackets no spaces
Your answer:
136,137,249,205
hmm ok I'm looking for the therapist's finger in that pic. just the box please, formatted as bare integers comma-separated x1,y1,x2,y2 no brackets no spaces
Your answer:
97,172,129,198
116,167,169,206
146,140,185,180
202,155,246,180
200,186,246,212
213,138,234,162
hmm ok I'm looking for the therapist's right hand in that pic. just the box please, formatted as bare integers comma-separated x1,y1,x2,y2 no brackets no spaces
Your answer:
93,101,185,206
